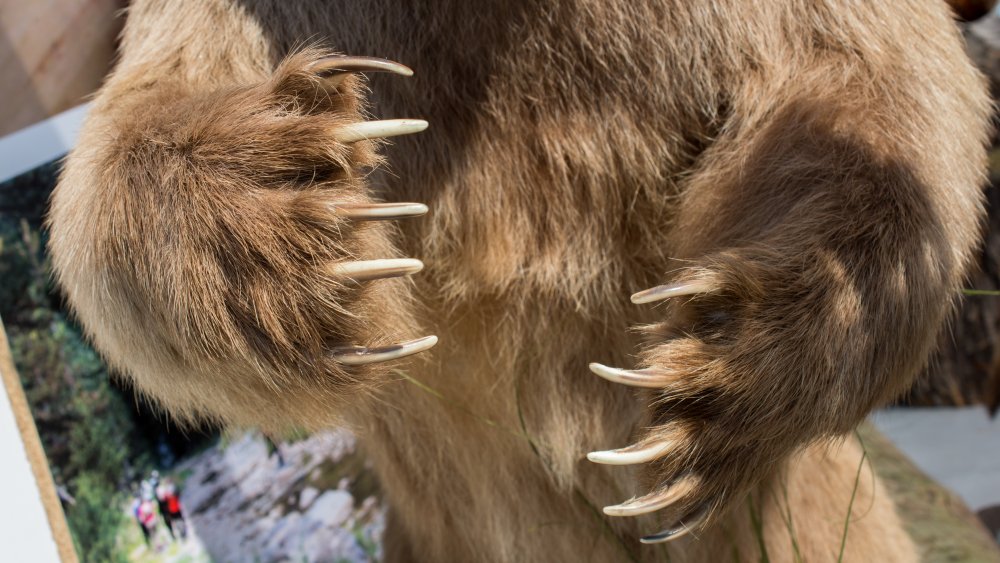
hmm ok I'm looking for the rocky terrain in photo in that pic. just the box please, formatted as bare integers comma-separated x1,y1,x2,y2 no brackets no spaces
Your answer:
124,430,385,562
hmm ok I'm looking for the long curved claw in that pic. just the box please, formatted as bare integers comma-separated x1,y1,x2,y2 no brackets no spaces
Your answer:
631,281,716,305
334,119,428,144
330,258,423,282
603,479,695,517
588,363,673,388
639,506,709,544
333,202,428,220
331,335,438,366
587,440,673,466
312,56,414,77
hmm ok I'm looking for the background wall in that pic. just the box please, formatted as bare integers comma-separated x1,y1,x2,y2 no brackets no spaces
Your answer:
0,0,125,137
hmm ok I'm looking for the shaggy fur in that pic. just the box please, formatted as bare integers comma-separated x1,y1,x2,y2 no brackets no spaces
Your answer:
48,1,990,561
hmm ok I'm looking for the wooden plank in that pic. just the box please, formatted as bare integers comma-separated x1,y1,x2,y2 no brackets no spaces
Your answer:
0,0,125,136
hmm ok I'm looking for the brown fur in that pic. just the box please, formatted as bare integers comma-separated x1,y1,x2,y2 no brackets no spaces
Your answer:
48,1,990,561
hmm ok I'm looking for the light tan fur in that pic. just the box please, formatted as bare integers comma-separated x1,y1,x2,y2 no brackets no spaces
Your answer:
48,1,990,561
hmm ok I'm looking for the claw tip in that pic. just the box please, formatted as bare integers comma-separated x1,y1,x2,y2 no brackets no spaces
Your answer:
631,281,715,305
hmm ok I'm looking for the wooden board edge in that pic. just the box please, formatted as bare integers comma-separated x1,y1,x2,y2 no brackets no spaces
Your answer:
0,317,79,563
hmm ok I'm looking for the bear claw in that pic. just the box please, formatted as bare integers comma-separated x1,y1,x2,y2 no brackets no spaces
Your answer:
639,506,709,544
333,119,429,143
329,258,424,282
630,280,716,304
312,55,414,87
602,478,696,517
332,202,429,220
588,362,673,388
587,439,673,465
331,335,439,366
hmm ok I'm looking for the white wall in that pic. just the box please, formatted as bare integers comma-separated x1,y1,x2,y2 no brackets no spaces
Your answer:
0,379,62,563
0,103,88,182
872,407,1000,511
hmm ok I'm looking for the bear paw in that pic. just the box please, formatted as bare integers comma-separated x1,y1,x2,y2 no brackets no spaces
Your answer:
588,246,846,543
50,49,436,428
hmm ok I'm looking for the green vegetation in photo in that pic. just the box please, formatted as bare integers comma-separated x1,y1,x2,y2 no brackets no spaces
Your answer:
1,164,153,562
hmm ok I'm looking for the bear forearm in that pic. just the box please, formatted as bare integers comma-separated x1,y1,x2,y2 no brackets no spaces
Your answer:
585,36,991,530
651,116,985,441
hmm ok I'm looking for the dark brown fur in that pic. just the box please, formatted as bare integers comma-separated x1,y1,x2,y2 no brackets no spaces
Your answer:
48,1,990,560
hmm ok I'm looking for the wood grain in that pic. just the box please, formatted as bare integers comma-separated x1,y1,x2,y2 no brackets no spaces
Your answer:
0,0,125,137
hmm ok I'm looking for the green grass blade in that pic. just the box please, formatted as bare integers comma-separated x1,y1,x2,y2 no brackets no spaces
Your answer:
837,450,868,563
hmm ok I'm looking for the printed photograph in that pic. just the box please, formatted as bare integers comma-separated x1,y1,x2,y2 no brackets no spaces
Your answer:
1,1,999,562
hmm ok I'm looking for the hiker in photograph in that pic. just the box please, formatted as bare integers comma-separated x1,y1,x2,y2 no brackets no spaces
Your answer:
130,496,149,546
156,478,187,540
131,492,158,546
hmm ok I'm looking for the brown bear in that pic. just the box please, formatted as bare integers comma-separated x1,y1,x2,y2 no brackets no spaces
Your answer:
47,0,991,561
